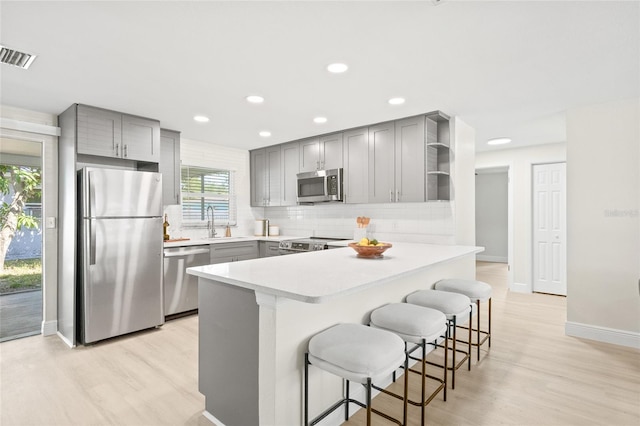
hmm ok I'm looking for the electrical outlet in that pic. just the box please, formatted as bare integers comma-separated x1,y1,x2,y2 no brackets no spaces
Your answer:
46,217,56,229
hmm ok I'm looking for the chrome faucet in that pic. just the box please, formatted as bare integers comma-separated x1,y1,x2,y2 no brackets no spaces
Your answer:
207,205,217,238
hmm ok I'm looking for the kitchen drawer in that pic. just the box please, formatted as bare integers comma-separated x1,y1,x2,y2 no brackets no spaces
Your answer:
210,241,258,263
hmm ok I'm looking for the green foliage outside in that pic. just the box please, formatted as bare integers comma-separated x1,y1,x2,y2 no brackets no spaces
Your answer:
0,258,42,294
0,165,41,272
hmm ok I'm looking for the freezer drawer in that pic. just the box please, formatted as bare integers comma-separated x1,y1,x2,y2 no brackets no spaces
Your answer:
163,245,210,316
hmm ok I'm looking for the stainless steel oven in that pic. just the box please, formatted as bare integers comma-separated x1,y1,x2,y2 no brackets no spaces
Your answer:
296,168,343,203
278,237,348,255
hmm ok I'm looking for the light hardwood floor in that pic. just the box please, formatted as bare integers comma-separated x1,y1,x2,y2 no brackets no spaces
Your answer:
1,262,638,425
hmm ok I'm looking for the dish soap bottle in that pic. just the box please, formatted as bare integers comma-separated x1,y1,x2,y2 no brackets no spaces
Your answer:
163,214,170,241
225,224,231,237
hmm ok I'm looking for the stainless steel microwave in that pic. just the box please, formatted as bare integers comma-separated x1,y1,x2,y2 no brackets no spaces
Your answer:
296,168,344,203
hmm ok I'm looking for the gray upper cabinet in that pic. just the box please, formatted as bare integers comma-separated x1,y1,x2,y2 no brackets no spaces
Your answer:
368,121,396,203
368,117,426,203
280,142,300,206
75,104,160,163
159,129,181,205
250,146,281,207
77,105,122,157
250,111,450,207
299,133,343,172
122,115,161,162
343,127,369,204
395,116,426,202
320,132,343,170
299,137,320,172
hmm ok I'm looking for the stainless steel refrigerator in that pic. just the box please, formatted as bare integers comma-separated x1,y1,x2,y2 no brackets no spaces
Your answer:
78,167,164,344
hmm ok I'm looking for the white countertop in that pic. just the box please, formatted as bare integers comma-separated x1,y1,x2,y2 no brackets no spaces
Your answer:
187,242,483,303
163,235,294,248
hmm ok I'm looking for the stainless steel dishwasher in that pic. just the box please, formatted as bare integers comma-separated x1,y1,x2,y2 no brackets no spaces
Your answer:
163,245,210,318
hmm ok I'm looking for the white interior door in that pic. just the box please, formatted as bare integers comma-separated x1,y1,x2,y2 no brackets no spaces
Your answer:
533,163,567,295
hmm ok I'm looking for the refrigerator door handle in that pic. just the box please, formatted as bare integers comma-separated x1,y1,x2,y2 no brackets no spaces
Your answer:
88,170,96,218
89,219,96,265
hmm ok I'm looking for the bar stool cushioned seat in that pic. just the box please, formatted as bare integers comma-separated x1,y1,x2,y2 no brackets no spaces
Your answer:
370,303,448,426
305,323,407,425
434,279,493,362
406,289,472,318
434,279,492,302
406,289,473,388
308,323,406,384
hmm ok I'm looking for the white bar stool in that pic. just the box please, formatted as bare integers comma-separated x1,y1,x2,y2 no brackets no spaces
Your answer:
304,323,407,426
434,279,493,361
406,289,472,389
370,303,448,426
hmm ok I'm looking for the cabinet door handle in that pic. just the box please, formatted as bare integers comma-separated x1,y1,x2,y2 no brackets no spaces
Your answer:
115,144,119,157
123,144,128,158
389,190,394,202
396,190,400,202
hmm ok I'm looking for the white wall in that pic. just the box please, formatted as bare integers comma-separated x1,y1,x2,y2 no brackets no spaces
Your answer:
565,98,640,348
0,105,59,336
475,143,566,291
475,171,508,262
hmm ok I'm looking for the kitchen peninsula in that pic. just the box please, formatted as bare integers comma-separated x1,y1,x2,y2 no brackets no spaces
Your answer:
187,242,483,426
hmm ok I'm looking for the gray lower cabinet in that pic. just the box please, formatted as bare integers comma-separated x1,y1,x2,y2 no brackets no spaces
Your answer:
259,241,281,257
210,241,259,263
159,129,181,205
75,104,160,162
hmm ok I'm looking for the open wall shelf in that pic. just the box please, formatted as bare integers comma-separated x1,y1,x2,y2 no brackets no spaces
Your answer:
425,111,451,201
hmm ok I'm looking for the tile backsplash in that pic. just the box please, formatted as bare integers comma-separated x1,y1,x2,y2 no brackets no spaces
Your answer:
255,202,456,244
164,201,455,244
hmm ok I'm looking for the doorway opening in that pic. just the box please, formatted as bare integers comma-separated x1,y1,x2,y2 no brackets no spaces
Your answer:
475,166,513,289
0,137,43,342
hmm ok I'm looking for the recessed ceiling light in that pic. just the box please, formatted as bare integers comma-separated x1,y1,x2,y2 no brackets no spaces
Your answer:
487,137,512,146
193,115,210,123
246,95,265,104
388,97,405,105
259,131,271,137
313,117,328,124
327,63,348,74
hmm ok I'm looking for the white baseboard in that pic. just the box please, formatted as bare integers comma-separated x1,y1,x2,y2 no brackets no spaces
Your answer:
41,320,57,336
476,255,507,263
56,331,75,348
202,410,226,426
565,321,640,349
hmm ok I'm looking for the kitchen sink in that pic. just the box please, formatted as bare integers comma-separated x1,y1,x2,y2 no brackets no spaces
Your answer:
206,236,250,241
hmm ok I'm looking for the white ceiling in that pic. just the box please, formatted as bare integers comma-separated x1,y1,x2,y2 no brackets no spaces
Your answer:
1,1,638,152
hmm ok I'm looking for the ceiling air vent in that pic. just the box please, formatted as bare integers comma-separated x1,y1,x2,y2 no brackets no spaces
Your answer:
0,45,37,69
